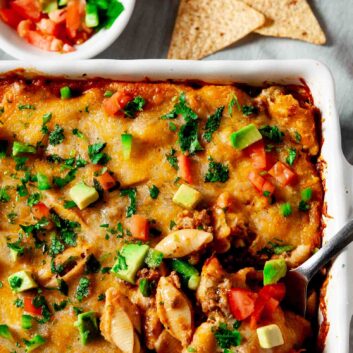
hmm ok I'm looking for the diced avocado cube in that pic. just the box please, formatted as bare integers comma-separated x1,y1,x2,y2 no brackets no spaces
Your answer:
37,172,51,190
111,244,149,284
24,334,46,352
74,311,99,345
145,249,164,268
60,86,72,100
12,141,36,156
230,124,262,150
172,184,201,209
69,182,99,210
256,324,284,349
21,314,33,330
85,3,99,28
121,133,133,160
0,324,13,340
263,259,287,285
8,270,38,293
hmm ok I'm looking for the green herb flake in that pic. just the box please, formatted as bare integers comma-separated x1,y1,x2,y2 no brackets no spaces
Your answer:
178,119,203,154
14,156,28,171
49,124,65,146
166,148,179,170
295,131,302,143
123,96,146,118
72,128,84,138
0,187,10,203
204,158,229,183
162,92,198,121
120,188,137,217
64,200,77,209
18,104,35,110
149,185,160,199
203,106,224,142
139,278,151,297
27,192,41,207
88,142,110,165
75,277,90,302
214,322,242,350
169,121,177,132
286,147,297,166
228,94,241,116
242,105,258,116
53,300,68,312
259,125,284,143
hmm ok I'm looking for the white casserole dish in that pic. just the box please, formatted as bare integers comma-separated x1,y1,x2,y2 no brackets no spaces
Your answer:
0,59,352,352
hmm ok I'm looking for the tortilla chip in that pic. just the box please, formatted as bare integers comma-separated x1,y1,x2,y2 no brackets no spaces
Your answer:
168,0,265,60
242,0,326,44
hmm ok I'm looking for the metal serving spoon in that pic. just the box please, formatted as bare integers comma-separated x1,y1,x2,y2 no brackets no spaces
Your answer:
284,219,353,316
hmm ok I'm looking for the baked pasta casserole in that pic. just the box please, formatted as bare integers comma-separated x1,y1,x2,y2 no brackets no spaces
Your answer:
0,76,323,352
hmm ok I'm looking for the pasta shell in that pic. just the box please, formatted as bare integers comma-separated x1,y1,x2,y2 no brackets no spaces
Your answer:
155,330,183,353
156,276,193,346
155,229,213,258
182,322,217,353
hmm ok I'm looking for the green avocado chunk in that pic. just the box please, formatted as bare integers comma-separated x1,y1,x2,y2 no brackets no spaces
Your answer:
230,124,262,150
74,311,99,345
8,270,38,293
263,259,287,286
12,141,36,156
0,324,13,340
111,243,149,284
69,182,99,210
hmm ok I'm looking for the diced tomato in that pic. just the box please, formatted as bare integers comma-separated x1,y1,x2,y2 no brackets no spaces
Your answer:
48,9,67,24
103,91,132,116
0,8,24,29
228,288,257,321
262,297,280,319
31,202,50,219
177,154,193,184
259,283,286,302
129,215,149,241
66,0,82,39
97,171,116,191
248,171,275,196
17,19,33,37
24,297,42,316
26,31,53,51
10,0,41,21
246,140,266,169
36,19,57,36
269,161,297,186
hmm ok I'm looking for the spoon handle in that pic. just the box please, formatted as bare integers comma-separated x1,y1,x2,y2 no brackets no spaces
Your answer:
297,219,353,281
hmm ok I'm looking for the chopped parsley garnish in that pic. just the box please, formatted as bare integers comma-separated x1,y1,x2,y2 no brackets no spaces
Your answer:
295,131,302,143
49,124,65,146
64,200,77,209
258,240,295,256
169,122,177,132
73,307,83,315
57,279,69,296
7,241,25,257
139,278,152,297
75,277,90,302
14,298,24,308
241,105,258,116
84,254,101,274
162,92,198,120
286,147,297,166
214,322,242,350
18,104,35,110
41,112,52,134
72,128,84,138
204,158,229,183
149,185,160,199
0,187,10,203
20,218,49,236
120,188,137,217
0,139,8,158
88,142,110,165
14,156,28,171
259,125,284,143
203,106,224,142
49,236,65,257
178,119,203,154
123,96,146,118
166,148,179,170
33,295,51,323
53,300,68,312
27,192,41,207
101,267,111,274
51,212,80,246
7,211,17,224
228,94,241,116
9,275,22,289
53,169,77,188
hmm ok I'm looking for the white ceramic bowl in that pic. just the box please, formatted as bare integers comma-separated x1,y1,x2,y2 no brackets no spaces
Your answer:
0,0,135,60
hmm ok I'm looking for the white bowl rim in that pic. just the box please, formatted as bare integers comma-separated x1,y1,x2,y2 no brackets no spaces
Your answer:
0,0,135,60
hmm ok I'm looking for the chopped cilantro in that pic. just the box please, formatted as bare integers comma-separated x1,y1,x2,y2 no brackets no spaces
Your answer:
88,142,110,165
178,119,203,154
258,240,295,256
18,104,35,110
7,211,17,224
72,128,84,138
120,188,137,217
169,220,176,230
49,124,65,145
166,148,179,170
53,169,77,188
241,105,258,116
0,187,10,203
203,106,224,142
286,147,297,166
51,212,80,246
33,295,51,324
75,277,90,302
49,236,65,257
9,275,22,289
149,185,160,199
64,200,77,209
57,279,69,296
53,300,68,312
259,125,284,143
162,93,198,121
139,278,151,297
214,322,242,349
7,241,25,257
14,156,28,171
123,96,146,118
295,131,302,142
14,298,24,308
27,192,40,207
73,307,83,315
204,158,229,183
169,122,177,132
228,94,241,116
101,267,111,274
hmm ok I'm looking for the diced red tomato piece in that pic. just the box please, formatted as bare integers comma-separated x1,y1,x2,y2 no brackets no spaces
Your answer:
248,171,275,196
24,297,42,316
262,297,280,319
10,0,41,21
48,9,67,24
103,91,132,116
17,19,33,37
97,171,116,191
259,283,286,302
36,19,57,36
228,288,257,321
31,202,50,219
129,215,149,241
177,154,193,184
0,8,24,29
66,0,82,39
246,140,267,170
269,161,297,186
26,31,53,51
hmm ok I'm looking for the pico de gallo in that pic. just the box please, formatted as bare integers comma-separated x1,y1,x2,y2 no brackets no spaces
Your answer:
0,0,124,52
